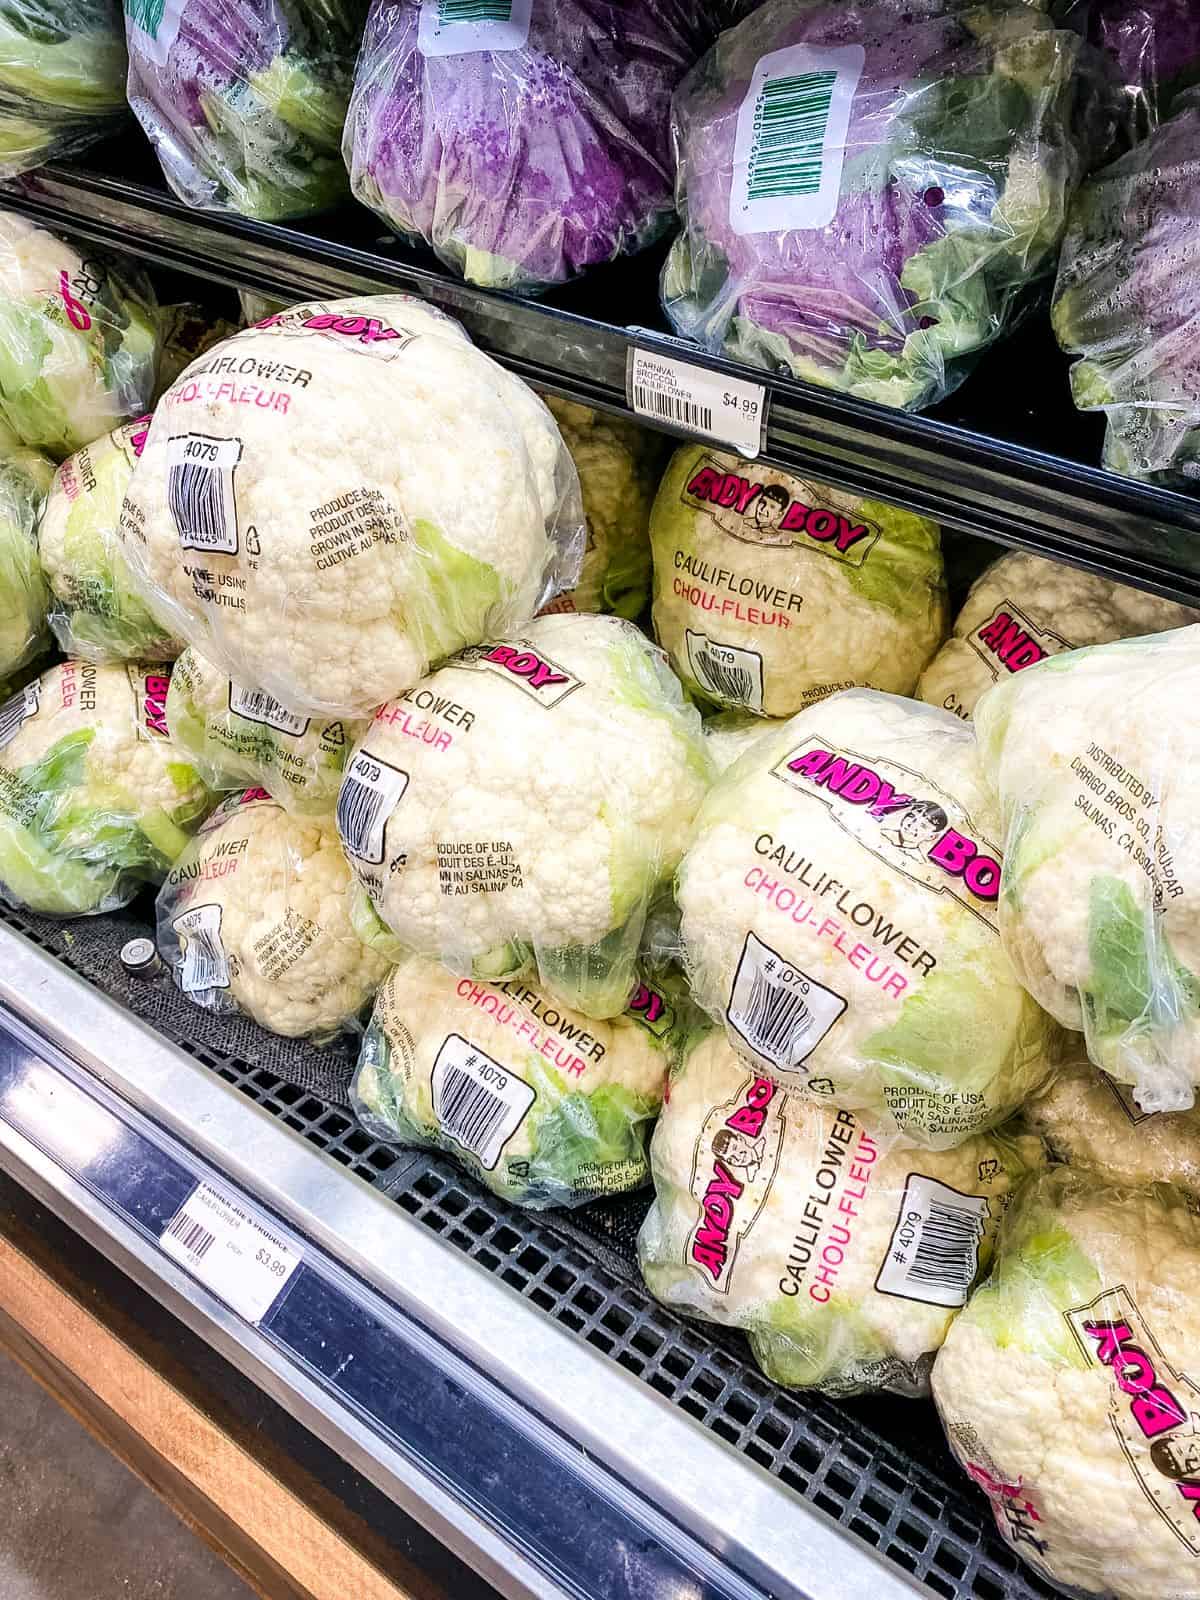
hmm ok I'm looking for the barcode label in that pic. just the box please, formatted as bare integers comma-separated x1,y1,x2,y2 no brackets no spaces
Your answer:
337,749,409,864
726,932,846,1071
173,903,230,994
626,347,765,458
229,682,310,738
431,1034,535,1171
875,1174,989,1308
684,630,765,712
0,681,39,750
731,44,864,235
124,0,184,61
418,0,531,54
167,434,242,555
160,1182,302,1324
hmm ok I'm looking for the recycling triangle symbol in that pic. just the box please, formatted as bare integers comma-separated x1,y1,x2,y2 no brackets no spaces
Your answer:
246,526,262,556
322,721,345,746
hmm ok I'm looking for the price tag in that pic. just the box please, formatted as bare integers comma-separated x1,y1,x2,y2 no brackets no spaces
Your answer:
160,1181,302,1324
626,347,767,458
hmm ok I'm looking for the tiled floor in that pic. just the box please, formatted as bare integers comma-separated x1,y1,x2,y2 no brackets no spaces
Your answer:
0,1349,255,1600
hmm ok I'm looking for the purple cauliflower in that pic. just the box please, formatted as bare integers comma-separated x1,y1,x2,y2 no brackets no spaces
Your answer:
1060,0,1200,131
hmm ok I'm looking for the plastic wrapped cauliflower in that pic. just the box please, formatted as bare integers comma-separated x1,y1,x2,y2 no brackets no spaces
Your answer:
704,711,785,773
651,447,947,715
975,626,1200,1113
0,0,127,178
638,1029,1037,1395
38,416,180,661
117,295,584,718
338,613,713,1021
676,689,1058,1146
0,213,161,457
933,1166,1200,1600
918,550,1199,721
540,398,664,619
0,442,54,683
1024,1053,1200,1200
166,647,367,818
0,659,213,915
354,953,685,1206
157,789,390,1039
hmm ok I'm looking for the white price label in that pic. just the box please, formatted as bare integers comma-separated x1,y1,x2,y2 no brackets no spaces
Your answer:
874,1174,989,1309
417,0,532,56
626,348,766,458
160,1182,302,1324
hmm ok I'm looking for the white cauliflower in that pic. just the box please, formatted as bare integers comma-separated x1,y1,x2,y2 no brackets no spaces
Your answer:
0,443,54,681
353,953,683,1207
38,416,179,661
650,446,948,717
339,612,714,1020
166,647,367,819
918,550,1200,721
0,658,212,914
118,295,584,717
676,689,1058,1146
975,626,1200,1112
704,711,786,773
158,791,390,1039
638,1030,1037,1396
0,212,160,456
933,1167,1200,1600
1025,1055,1200,1199
542,397,663,618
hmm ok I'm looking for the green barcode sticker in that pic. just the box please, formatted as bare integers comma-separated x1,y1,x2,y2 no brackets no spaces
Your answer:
124,0,163,35
126,0,184,62
438,0,512,20
746,71,837,202
419,0,530,54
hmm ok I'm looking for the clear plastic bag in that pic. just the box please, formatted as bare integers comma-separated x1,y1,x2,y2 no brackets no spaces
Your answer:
975,624,1200,1114
153,302,240,398
638,1028,1038,1396
650,444,948,716
157,788,391,1039
918,549,1199,721
0,658,214,915
676,687,1060,1146
166,646,367,818
1059,0,1200,136
1052,97,1200,487
663,0,1088,409
125,0,368,221
353,951,688,1207
932,1166,1200,1600
39,417,182,662
345,0,715,293
0,443,54,683
338,612,714,1021
0,212,162,458
0,0,127,178
117,295,585,719
703,709,786,773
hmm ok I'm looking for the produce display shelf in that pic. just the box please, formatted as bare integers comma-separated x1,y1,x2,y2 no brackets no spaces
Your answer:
6,154,1200,606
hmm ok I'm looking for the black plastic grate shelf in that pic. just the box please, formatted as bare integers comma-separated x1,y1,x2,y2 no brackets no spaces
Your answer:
1,902,1061,1600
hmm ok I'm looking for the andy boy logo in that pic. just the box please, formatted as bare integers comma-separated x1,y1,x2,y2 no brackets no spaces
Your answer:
970,600,1070,682
627,981,674,1040
682,455,880,566
688,1074,784,1291
454,640,583,709
140,671,170,738
253,302,416,361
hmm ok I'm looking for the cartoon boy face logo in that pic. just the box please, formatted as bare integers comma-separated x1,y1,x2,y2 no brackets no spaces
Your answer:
749,483,789,534
881,799,949,857
711,1126,766,1182
1151,1417,1200,1482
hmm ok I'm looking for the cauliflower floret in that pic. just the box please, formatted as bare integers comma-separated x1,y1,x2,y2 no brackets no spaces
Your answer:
353,953,682,1206
704,710,786,773
118,295,583,717
0,444,54,679
650,445,947,717
638,1030,1037,1395
0,658,212,914
933,1168,1200,1600
975,625,1200,1111
158,791,390,1039
38,417,179,661
677,688,1058,1145
339,612,714,1020
918,551,1200,720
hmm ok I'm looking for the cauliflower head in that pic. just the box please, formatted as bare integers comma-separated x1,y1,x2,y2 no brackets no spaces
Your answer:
158,790,390,1039
677,688,1058,1146
0,212,160,457
919,551,1200,721
975,625,1200,1112
118,295,584,718
1025,1054,1200,1200
0,658,213,914
166,647,367,820
650,446,947,717
338,612,714,1021
638,1030,1037,1396
0,443,54,680
933,1167,1200,1600
38,416,179,661
353,953,685,1207
704,711,786,775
